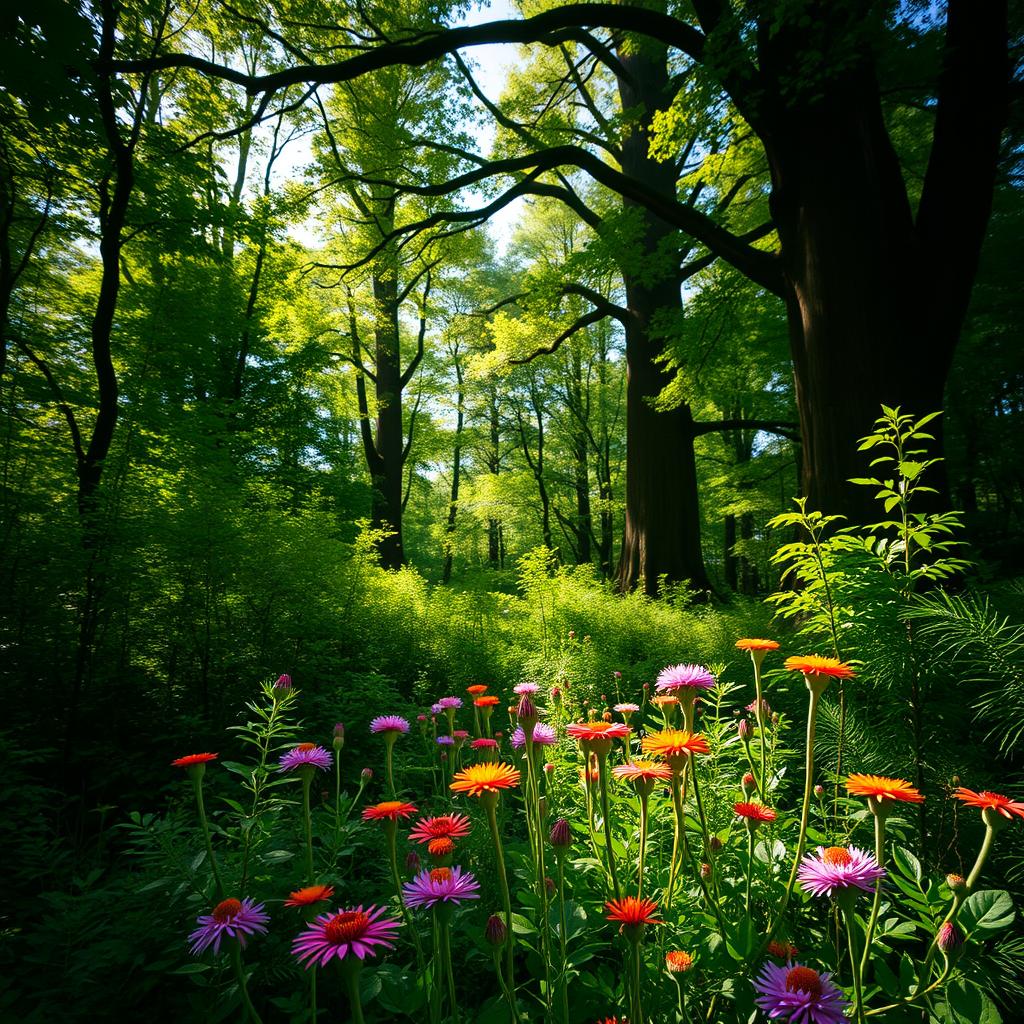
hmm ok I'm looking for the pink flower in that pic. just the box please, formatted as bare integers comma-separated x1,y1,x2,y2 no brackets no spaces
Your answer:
279,744,332,772
189,898,269,955
370,715,410,735
754,962,848,1024
511,722,557,749
435,696,463,711
656,664,715,692
797,846,885,899
514,682,540,695
292,905,400,966
402,866,480,909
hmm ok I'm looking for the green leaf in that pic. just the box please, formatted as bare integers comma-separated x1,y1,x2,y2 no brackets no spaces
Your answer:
945,980,1002,1024
960,889,1015,934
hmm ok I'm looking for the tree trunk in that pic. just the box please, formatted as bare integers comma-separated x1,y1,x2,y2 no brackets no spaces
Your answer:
486,390,503,568
614,28,712,596
441,358,464,583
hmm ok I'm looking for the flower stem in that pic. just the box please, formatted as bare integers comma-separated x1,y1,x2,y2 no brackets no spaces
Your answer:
385,827,430,1017
385,736,397,799
341,959,365,1024
486,800,518,1016
192,773,225,899
230,943,263,1024
629,939,643,1024
858,811,886,983
637,792,649,899
301,772,315,883
753,655,767,794
665,773,684,907
556,858,570,1024
842,903,866,1024
745,825,755,917
597,753,621,899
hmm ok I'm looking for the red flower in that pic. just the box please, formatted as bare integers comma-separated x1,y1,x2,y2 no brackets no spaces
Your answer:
474,695,500,708
362,801,418,821
466,685,488,696
605,896,663,928
734,802,777,823
409,813,471,844
846,774,924,804
285,884,335,907
171,752,218,768
953,788,1024,820
784,655,855,679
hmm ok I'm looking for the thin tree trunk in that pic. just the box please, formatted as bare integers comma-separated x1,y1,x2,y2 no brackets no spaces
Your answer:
441,357,464,583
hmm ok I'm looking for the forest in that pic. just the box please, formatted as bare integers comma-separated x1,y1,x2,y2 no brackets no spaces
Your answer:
1,0,1023,1021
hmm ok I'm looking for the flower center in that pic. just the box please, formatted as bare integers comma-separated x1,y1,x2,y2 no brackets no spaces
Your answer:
430,867,452,884
325,911,369,944
823,846,853,866
377,801,404,814
212,898,242,922
428,837,454,856
297,742,316,752
786,966,822,997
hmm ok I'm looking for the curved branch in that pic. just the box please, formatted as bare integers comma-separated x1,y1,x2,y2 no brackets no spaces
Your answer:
508,308,607,365
692,418,800,442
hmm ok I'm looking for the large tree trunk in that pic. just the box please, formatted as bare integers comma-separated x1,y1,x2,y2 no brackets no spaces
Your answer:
614,28,712,596
370,271,407,568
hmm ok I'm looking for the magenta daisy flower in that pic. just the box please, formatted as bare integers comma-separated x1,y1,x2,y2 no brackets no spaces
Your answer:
188,898,269,955
278,743,333,772
435,696,463,711
513,682,540,695
511,722,557,749
754,961,848,1024
402,866,481,909
471,738,497,750
292,904,400,967
797,846,886,899
370,715,410,735
656,664,715,692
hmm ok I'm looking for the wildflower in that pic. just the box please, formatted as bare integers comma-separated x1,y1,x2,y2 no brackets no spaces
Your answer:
738,719,752,741
188,897,269,955
754,962,848,1024
946,873,966,893
370,715,410,736
566,720,630,757
937,922,963,954
736,639,780,652
467,684,488,696
279,744,333,773
332,723,345,751
436,735,454,746
813,784,825,798
402,866,481,909
550,817,572,850
511,722,556,749
614,702,640,716
651,694,679,708
767,940,799,959
550,686,562,705
543,762,555,777
742,772,756,797
405,851,421,875
846,774,924,805
171,752,218,770
953,787,1024,821
602,711,613,722
485,913,507,946
361,767,373,781
514,682,540,695
362,801,418,822
471,737,498,749
516,694,539,739
475,695,500,708
797,846,885,899
292,905,400,966
656,664,715,692
428,837,455,860
746,698,772,717
452,729,469,742
784,656,855,680
613,670,623,679
735,802,777,825
613,760,672,797
274,673,292,690
435,696,463,711
285,885,336,908
606,895,663,939
665,950,694,973
450,762,521,798
409,813,472,844
640,729,710,770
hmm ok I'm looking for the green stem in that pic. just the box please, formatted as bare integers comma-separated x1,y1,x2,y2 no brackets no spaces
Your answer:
440,915,458,1023
865,952,953,1016
342,961,365,1024
334,752,342,843
842,903,866,1024
665,773,684,907
486,800,518,1015
858,812,886,984
627,940,642,1024
557,858,569,1024
744,825,754,917
386,828,430,1017
597,753,621,899
638,792,649,899
193,774,225,899
302,773,315,883
385,736,397,799
753,655,767,793
230,943,263,1024
525,742,553,1014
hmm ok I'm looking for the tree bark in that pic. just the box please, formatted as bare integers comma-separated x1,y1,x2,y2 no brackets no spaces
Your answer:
441,354,464,583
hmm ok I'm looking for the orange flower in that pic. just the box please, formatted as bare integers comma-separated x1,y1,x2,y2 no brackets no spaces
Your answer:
767,939,799,959
736,638,780,652
284,884,335,907
566,721,631,742
846,774,924,804
953,788,1024,820
466,684,488,695
651,694,679,707
606,895,663,928
474,695,500,708
450,762,521,797
427,837,454,858
641,729,709,768
362,800,418,821
784,655,855,679
613,761,673,784
171,752,218,768
665,950,694,973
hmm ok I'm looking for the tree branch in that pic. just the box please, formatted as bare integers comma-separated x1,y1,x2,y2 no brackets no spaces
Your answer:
692,418,800,442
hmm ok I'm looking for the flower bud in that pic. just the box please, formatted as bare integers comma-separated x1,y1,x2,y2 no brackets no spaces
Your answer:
738,719,752,741
946,873,966,893
550,686,562,706
742,772,756,797
332,723,345,751
602,711,613,723
360,767,373,782
642,682,650,691
545,876,556,898
937,922,963,954
813,784,824,797
550,817,572,850
274,673,292,690
485,914,507,946
517,694,538,731
543,762,555,778
771,712,780,727
613,671,622,680
700,862,712,880
568,630,576,640
405,851,421,875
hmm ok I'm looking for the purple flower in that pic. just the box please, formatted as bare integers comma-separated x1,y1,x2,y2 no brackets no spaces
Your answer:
370,715,410,735
511,722,557,749
513,682,540,695
436,735,455,746
402,866,480,909
279,744,333,772
754,961,848,1024
292,905,400,967
435,696,463,711
189,898,269,955
797,846,886,899
656,664,715,692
